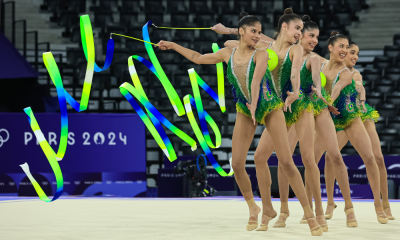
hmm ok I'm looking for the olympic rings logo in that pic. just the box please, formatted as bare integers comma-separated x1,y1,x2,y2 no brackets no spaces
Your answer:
0,129,10,147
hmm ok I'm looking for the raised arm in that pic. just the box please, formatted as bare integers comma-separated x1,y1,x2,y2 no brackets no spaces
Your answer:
330,70,354,103
246,49,269,125
211,23,275,42
158,40,229,64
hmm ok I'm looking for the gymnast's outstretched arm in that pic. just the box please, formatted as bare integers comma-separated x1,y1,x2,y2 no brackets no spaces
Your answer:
157,40,231,64
211,23,275,42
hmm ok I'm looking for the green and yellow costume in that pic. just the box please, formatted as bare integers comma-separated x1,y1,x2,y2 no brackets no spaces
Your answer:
227,48,283,125
300,54,331,117
352,69,380,122
267,43,313,126
322,63,362,131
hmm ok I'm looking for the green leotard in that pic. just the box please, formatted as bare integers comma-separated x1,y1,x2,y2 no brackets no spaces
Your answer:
227,47,283,125
352,69,380,122
267,43,313,126
300,54,330,117
322,63,362,131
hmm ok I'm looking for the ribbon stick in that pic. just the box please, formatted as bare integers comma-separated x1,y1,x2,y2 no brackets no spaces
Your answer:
152,23,211,30
112,33,158,46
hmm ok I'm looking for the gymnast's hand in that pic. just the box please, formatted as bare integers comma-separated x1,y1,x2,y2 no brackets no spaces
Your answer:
328,105,340,115
211,23,230,35
246,103,257,125
284,91,298,113
360,100,367,113
311,86,330,106
157,40,174,50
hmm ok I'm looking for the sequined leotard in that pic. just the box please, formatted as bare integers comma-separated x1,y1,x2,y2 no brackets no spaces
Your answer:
267,43,313,126
300,54,331,117
322,63,362,131
352,69,380,122
227,47,283,125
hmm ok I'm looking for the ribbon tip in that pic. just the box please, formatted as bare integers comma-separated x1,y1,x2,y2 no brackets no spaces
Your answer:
20,162,31,174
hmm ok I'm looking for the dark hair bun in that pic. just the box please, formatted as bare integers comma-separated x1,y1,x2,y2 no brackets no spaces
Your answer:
302,15,311,22
284,8,293,15
239,12,249,21
331,31,340,37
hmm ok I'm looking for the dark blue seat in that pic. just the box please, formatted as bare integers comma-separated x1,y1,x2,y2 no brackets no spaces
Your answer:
304,0,322,12
393,34,400,46
99,0,119,12
254,0,275,14
384,68,400,81
58,11,79,28
365,92,383,106
145,13,164,26
168,0,188,13
151,29,173,41
373,80,395,94
144,0,165,13
376,104,398,118
373,57,393,69
283,0,301,10
345,0,368,12
378,129,399,142
94,11,114,28
363,68,382,81
196,29,219,43
234,0,254,13
120,0,142,13
174,30,195,42
120,12,139,27
171,13,191,27
212,0,235,14
190,1,212,14
387,92,400,105
390,141,400,154
384,45,400,58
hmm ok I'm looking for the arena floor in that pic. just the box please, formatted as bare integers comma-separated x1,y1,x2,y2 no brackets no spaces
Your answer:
1,197,399,240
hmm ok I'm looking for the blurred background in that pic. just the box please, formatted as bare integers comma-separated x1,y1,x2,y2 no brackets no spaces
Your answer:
0,0,399,199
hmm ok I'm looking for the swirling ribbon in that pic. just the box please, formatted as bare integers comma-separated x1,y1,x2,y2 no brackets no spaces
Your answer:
22,16,233,202
119,21,233,176
20,14,115,202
